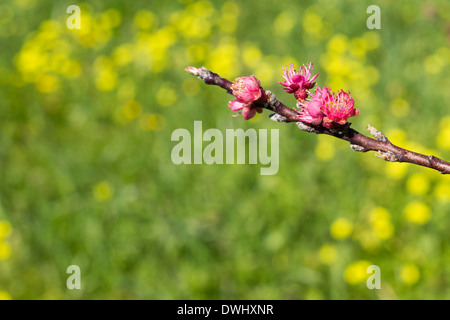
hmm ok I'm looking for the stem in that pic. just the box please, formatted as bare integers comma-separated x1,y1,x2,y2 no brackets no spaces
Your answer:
185,66,450,175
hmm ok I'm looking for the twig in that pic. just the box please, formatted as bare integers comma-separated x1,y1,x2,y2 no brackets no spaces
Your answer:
185,66,450,175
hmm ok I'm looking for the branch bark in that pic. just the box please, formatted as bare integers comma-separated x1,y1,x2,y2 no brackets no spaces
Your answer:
185,66,450,175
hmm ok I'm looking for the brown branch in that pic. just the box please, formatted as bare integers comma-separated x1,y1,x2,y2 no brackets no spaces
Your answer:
185,66,450,175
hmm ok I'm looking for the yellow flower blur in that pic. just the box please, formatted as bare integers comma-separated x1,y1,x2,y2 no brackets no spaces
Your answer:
344,260,372,285
330,217,353,240
400,263,420,286
93,181,114,202
0,291,12,300
406,173,430,196
319,244,338,265
123,100,142,120
0,241,11,260
369,207,394,240
434,180,450,203
403,201,431,225
315,136,335,162
0,221,12,239
139,114,166,132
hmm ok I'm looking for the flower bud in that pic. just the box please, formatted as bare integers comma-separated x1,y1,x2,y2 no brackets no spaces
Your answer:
228,75,265,120
279,63,319,101
231,76,263,104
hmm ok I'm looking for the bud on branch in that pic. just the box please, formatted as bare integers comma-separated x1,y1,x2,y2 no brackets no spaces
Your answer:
185,65,450,175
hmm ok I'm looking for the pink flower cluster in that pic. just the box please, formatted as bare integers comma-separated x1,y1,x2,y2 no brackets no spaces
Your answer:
226,62,360,126
298,86,360,128
279,63,319,101
228,75,264,120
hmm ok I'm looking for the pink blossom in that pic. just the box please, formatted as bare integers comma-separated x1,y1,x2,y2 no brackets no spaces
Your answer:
228,76,265,120
297,86,329,125
231,76,262,103
229,100,263,120
298,99,325,125
298,87,359,128
321,90,359,128
279,63,319,101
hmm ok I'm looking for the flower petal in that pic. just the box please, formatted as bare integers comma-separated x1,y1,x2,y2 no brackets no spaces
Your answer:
229,100,244,111
242,106,256,120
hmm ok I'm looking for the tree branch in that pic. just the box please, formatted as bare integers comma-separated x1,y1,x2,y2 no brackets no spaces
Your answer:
185,66,450,175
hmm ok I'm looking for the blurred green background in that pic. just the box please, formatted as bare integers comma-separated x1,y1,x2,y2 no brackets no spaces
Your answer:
0,0,449,300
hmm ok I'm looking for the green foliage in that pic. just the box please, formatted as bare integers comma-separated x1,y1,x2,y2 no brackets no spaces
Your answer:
0,0,449,299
